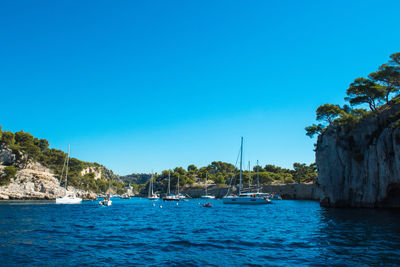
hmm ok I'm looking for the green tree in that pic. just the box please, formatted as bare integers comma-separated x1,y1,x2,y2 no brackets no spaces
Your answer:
390,52,400,65
15,131,34,147
316,104,344,123
305,124,325,138
292,163,317,183
213,173,226,184
187,164,198,172
369,64,400,103
1,166,17,185
1,131,15,146
264,164,291,174
345,78,386,111
173,167,186,175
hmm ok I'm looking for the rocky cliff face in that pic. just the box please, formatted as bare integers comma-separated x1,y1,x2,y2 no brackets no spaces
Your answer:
317,101,400,208
0,145,96,200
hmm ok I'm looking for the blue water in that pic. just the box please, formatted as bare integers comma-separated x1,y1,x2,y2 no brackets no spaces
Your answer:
1,199,400,266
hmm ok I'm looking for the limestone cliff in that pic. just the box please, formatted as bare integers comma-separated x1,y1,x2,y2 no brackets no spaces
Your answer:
317,100,400,208
0,162,96,200
0,144,100,200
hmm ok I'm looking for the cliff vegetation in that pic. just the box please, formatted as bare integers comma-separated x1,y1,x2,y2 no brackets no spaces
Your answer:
306,52,400,207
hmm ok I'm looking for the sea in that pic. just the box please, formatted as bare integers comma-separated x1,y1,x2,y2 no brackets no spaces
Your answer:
1,198,400,266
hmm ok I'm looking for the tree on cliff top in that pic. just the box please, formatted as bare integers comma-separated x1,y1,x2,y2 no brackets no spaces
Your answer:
369,64,400,103
316,104,344,123
305,52,399,140
345,78,386,111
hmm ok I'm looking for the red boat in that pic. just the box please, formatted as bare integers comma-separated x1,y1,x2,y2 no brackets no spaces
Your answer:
202,203,212,208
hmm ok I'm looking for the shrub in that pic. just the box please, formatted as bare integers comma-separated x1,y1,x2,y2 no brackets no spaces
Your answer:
1,166,18,185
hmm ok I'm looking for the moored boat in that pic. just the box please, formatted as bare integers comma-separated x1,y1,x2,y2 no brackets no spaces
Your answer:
56,145,82,204
222,138,271,205
147,173,160,200
162,171,180,201
200,173,215,199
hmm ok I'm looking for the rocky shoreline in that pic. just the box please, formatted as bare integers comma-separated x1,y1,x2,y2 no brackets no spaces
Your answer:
175,183,320,200
0,162,97,200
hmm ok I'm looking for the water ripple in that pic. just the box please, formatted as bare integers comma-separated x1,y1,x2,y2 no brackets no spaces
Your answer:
1,199,400,266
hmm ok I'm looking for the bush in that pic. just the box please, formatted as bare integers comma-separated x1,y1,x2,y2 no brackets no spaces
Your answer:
1,166,18,185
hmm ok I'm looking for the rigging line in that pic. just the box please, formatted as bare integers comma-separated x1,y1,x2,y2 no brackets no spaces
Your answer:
226,144,242,196
60,153,67,184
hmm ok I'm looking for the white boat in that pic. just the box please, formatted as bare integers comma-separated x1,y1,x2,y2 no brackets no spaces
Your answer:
163,171,180,201
201,173,215,199
56,195,82,204
148,173,160,200
99,195,112,206
56,145,82,204
223,138,271,205
99,181,113,206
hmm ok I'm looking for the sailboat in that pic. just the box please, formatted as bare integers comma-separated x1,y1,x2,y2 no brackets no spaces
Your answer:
201,173,215,199
148,173,160,200
56,145,82,204
223,137,271,205
163,171,180,201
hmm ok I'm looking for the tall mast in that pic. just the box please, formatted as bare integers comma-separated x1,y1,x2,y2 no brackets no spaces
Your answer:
248,161,251,188
257,160,260,193
65,144,70,191
177,175,180,195
205,173,208,196
167,170,171,195
151,172,154,195
239,137,243,194
148,175,152,197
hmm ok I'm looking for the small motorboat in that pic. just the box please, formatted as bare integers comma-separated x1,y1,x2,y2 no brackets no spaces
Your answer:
99,194,112,206
202,203,212,208
99,198,112,206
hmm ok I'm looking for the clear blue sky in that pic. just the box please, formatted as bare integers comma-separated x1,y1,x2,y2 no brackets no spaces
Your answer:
1,0,399,175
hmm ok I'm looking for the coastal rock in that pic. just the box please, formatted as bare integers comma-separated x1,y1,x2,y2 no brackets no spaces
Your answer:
317,100,400,208
0,145,16,165
81,166,102,180
0,163,96,200
263,183,320,200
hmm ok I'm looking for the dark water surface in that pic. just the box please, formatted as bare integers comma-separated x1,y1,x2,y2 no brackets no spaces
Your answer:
1,198,400,266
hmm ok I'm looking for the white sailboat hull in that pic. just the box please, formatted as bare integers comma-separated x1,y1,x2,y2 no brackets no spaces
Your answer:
222,196,271,205
163,195,180,201
56,196,82,204
200,195,215,199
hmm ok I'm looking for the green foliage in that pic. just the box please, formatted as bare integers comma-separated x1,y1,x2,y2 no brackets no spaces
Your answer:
345,77,386,111
306,52,399,139
187,164,198,173
1,166,18,185
369,56,400,103
263,164,291,174
292,163,318,183
316,104,344,123
15,131,34,147
1,131,15,146
0,128,124,194
305,124,325,138
212,173,226,184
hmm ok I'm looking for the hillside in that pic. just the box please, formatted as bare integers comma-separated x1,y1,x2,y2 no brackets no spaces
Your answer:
0,128,127,199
